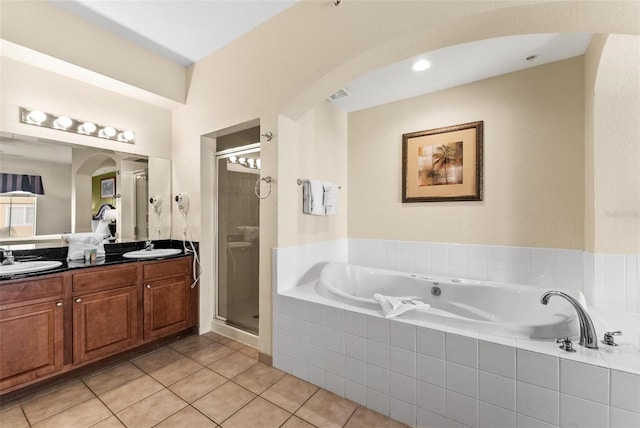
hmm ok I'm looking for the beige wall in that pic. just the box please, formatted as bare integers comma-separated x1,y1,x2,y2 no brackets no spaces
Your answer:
348,58,585,249
0,1,186,104
583,35,608,252
1,57,173,160
592,35,640,254
278,102,348,247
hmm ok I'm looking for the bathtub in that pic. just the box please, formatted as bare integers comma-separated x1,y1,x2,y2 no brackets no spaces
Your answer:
316,262,582,339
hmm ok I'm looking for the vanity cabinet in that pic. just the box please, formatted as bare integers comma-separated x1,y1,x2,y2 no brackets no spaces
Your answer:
72,287,138,364
0,254,197,396
0,276,65,391
71,265,139,364
143,257,195,340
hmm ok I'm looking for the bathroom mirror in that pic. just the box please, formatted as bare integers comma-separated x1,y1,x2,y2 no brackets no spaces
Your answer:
0,131,171,245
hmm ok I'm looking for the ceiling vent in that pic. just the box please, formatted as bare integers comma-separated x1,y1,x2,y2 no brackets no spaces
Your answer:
328,88,351,101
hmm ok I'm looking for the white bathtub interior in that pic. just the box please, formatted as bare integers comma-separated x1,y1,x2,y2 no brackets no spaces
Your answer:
317,262,582,340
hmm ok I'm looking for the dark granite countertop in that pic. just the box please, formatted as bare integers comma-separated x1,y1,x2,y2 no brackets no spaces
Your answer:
0,239,198,282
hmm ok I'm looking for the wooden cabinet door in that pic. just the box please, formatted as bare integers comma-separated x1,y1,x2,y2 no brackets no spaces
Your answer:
73,287,138,364
143,277,191,340
0,300,64,390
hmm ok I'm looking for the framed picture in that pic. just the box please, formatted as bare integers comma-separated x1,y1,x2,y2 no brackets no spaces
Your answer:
402,121,483,202
100,177,115,198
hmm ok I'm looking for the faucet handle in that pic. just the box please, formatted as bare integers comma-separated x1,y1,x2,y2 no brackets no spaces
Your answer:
555,337,577,353
602,331,622,346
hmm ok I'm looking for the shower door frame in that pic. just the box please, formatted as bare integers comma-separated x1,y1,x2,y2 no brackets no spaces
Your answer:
132,169,148,241
213,143,261,332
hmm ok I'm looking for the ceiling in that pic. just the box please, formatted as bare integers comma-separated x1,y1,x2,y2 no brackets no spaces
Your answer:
0,132,72,164
48,1,592,113
50,0,299,67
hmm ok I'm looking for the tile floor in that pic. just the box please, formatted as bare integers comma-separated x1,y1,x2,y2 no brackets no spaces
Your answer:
0,332,407,428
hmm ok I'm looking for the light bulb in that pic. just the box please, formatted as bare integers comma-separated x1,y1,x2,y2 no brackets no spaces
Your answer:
247,158,256,168
117,130,135,142
99,126,116,138
54,116,73,129
80,122,96,134
412,59,432,71
228,156,238,163
256,159,261,169
27,110,47,124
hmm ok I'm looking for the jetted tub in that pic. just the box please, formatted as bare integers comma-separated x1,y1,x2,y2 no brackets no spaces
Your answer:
316,262,583,339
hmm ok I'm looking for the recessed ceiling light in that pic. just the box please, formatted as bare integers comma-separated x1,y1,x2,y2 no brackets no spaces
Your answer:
412,59,432,72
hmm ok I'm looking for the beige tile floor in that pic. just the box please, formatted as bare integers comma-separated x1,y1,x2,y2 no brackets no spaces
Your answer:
0,333,408,428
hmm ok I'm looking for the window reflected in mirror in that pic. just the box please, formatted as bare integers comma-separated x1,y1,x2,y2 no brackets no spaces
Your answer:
0,194,37,238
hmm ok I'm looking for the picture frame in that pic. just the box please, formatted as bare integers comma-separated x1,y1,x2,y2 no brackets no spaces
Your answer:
402,121,483,202
100,177,115,198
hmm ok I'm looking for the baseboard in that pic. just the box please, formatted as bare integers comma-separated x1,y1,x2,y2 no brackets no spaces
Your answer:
210,318,259,348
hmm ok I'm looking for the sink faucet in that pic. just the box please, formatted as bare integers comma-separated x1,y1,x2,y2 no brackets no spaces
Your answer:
0,248,15,265
144,240,154,251
540,291,598,349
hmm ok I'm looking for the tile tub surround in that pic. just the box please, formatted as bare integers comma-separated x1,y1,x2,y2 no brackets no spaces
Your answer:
274,239,640,348
274,292,640,428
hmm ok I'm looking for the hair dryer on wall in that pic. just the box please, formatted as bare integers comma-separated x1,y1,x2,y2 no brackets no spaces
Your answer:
149,195,162,215
175,193,189,214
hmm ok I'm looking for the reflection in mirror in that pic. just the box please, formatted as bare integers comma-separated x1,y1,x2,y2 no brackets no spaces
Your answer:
1,133,72,240
0,131,163,245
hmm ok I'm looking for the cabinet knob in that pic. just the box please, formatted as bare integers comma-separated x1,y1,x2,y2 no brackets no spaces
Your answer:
146,284,151,289
75,298,82,303
56,302,63,307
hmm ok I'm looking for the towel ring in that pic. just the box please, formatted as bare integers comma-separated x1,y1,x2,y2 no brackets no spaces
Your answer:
255,176,273,199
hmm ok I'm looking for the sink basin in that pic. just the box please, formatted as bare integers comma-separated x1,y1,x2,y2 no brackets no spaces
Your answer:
122,248,182,259
0,261,63,276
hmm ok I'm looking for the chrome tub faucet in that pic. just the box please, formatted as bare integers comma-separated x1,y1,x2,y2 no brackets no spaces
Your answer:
541,291,598,349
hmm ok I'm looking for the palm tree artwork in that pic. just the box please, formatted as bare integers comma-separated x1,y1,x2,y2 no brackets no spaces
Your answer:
418,141,463,186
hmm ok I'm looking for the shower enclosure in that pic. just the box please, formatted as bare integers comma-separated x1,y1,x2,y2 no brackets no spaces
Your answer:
133,170,148,241
215,144,260,335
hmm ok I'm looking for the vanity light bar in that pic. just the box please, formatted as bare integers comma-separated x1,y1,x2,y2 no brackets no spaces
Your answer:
227,156,260,169
19,107,135,144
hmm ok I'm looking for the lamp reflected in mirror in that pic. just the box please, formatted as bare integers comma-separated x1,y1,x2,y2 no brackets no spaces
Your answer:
102,208,118,241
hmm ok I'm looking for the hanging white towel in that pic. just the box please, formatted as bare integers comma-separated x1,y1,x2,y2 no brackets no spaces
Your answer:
302,180,325,215
322,181,339,216
373,293,431,318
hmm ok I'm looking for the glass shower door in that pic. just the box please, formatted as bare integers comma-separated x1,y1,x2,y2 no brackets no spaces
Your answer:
216,148,260,334
133,170,148,241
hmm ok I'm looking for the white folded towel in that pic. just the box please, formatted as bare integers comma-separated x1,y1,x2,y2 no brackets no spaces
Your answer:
322,181,339,216
62,232,106,261
373,293,431,318
303,180,325,215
